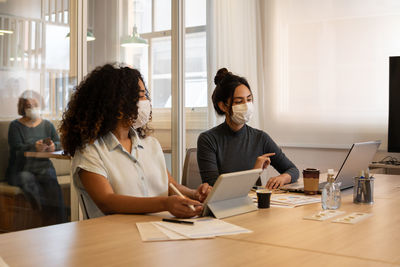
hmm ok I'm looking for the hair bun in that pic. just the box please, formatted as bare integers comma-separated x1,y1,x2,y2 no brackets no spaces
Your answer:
214,68,230,85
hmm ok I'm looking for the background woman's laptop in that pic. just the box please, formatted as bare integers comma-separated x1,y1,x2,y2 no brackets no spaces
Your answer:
281,141,381,193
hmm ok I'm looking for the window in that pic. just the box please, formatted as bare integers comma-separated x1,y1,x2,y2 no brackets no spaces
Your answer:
86,0,208,173
121,0,207,111
0,0,75,231
0,0,73,120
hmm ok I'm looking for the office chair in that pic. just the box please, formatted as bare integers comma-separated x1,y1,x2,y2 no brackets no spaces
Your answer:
77,191,90,220
181,148,202,189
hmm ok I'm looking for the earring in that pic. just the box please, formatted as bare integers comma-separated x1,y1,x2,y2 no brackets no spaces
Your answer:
116,112,124,120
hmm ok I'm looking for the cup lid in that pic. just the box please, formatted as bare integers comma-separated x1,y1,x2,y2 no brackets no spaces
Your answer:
303,168,320,174
256,189,272,194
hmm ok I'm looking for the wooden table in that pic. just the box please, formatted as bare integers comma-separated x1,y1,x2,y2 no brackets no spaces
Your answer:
24,150,71,160
223,174,400,266
0,174,399,267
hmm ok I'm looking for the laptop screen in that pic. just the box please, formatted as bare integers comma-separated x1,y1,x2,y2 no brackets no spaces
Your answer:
335,140,381,189
280,140,381,192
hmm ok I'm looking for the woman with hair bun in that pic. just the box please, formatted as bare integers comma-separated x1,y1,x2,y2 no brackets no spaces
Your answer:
197,68,299,188
60,63,210,218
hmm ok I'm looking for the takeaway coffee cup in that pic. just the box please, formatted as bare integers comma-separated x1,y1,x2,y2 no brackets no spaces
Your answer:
256,189,272,209
303,168,320,195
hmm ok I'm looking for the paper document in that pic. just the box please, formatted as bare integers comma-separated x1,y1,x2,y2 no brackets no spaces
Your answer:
154,217,252,239
136,222,171,241
270,194,320,207
136,222,188,241
136,218,252,241
153,223,188,240
251,193,320,208
0,256,9,267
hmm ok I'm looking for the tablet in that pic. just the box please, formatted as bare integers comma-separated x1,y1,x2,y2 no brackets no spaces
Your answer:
202,168,262,219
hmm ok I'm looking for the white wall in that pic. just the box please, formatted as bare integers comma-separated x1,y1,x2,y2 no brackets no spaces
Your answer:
87,0,119,71
259,0,400,181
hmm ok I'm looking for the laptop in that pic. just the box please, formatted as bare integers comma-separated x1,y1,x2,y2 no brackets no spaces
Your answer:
202,168,262,219
281,140,381,193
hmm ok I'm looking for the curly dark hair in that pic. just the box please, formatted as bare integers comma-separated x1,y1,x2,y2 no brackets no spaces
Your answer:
212,68,252,115
60,63,152,156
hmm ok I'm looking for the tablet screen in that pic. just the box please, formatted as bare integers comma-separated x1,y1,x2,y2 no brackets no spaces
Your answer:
202,168,262,212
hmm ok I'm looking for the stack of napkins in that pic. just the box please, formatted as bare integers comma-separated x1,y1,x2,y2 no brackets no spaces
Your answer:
270,194,320,208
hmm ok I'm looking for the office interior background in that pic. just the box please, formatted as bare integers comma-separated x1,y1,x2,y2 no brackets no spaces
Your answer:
0,0,400,231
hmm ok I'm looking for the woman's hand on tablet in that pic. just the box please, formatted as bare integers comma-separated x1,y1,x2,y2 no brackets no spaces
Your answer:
194,183,212,202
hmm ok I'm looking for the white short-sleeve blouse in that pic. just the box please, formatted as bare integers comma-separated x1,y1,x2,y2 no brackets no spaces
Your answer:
71,129,168,218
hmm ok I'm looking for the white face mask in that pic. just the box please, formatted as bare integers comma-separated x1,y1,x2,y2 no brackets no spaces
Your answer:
25,108,40,120
231,102,254,125
132,100,151,129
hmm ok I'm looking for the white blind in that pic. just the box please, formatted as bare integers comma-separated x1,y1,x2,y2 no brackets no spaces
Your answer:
262,0,400,149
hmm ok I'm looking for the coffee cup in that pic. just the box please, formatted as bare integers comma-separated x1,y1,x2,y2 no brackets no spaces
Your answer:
303,168,320,195
256,189,272,209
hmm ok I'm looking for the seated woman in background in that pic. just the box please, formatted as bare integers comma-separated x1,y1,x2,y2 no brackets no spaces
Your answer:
197,68,299,189
6,90,67,224
60,64,211,219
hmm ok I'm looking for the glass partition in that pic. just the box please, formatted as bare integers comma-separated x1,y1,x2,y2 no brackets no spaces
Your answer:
0,0,76,233
0,0,209,232
184,0,207,184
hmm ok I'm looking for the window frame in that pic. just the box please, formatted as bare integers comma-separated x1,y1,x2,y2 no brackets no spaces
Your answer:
138,12,207,129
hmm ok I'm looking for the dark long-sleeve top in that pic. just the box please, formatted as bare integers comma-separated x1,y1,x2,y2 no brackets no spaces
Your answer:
6,119,61,181
197,121,299,186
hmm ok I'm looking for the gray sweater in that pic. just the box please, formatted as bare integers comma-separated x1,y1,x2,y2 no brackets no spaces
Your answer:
6,119,61,183
197,121,299,186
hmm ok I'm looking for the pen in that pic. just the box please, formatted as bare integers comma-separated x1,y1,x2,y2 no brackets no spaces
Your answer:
162,218,194,225
364,168,372,203
169,183,196,211
356,170,364,202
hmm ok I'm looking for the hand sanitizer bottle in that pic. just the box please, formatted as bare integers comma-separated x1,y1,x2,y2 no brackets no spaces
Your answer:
321,169,341,210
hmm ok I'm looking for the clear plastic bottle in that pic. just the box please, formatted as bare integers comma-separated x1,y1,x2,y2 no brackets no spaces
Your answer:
321,169,341,210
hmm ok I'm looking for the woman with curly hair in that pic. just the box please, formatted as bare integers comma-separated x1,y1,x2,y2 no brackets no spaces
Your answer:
60,63,210,218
